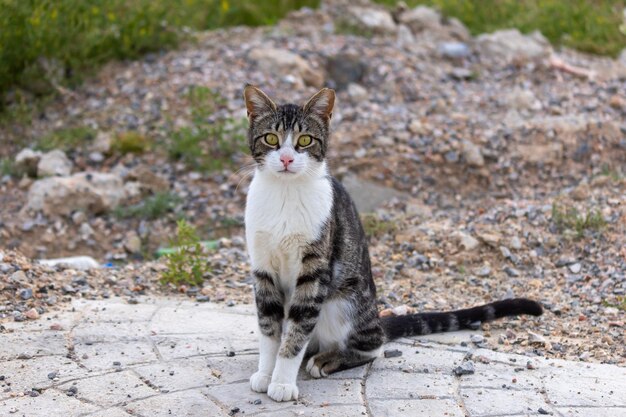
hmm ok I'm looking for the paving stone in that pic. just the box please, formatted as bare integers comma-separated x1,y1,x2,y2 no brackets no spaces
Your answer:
459,362,543,390
297,378,362,405
202,382,291,416
73,321,150,343
369,398,465,417
254,404,368,417
83,407,133,416
125,388,225,417
150,306,257,336
133,357,223,391
544,374,626,407
366,369,456,399
556,406,626,417
58,370,157,407
372,342,467,374
411,330,483,346
0,330,67,360
82,301,160,322
461,387,552,416
0,311,81,333
73,339,158,371
0,388,100,416
152,333,257,360
0,355,88,394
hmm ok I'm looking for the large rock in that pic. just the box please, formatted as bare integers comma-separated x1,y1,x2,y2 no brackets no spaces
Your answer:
346,6,396,35
15,148,43,177
476,29,552,64
397,6,469,40
37,150,73,177
248,48,324,88
25,172,126,216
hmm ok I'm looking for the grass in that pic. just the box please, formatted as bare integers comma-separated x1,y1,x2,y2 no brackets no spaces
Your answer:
602,297,626,311
551,201,607,238
161,219,211,286
0,0,320,105
167,86,247,172
35,126,96,152
0,158,15,176
374,0,626,57
111,131,150,155
361,213,397,238
114,192,181,220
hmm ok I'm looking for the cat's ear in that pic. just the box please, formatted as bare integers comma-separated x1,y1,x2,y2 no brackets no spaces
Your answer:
243,84,277,120
303,88,335,120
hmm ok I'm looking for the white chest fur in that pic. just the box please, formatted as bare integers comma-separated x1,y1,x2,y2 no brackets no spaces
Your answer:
245,165,333,292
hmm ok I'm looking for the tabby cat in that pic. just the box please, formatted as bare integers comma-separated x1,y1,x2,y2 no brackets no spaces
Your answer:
243,85,542,402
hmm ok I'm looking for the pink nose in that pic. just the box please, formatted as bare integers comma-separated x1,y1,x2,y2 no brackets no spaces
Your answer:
280,154,294,168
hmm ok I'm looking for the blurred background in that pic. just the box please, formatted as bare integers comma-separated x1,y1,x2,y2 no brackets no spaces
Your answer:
0,0,625,362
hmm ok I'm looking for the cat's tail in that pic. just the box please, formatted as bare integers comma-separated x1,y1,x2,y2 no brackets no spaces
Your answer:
381,298,543,341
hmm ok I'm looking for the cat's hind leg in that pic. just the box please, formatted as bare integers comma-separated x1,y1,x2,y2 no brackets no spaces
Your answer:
305,348,380,378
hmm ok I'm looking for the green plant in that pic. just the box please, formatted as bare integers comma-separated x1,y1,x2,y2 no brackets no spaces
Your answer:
551,202,607,238
361,213,397,238
111,131,150,154
167,86,247,171
0,158,16,176
334,18,375,38
114,192,181,220
36,126,96,151
602,297,626,312
374,0,626,57
161,219,211,286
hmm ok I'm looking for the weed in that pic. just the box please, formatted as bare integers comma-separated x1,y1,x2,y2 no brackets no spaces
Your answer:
551,202,606,238
161,219,211,286
602,297,626,312
334,18,375,38
167,86,246,172
36,126,96,152
0,158,16,177
361,213,397,238
114,192,181,220
112,131,150,154
599,165,623,182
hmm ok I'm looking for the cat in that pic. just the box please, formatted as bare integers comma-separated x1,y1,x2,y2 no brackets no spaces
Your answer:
242,85,543,402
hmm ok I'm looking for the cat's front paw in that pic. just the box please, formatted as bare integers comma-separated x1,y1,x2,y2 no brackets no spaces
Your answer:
250,372,272,393
267,382,299,402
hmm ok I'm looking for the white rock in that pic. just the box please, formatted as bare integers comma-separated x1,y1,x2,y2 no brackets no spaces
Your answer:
461,140,484,167
477,29,552,64
248,48,324,88
124,230,142,254
347,6,396,34
25,172,126,216
15,148,43,176
507,87,542,111
90,131,112,154
347,83,368,102
37,150,73,177
398,6,469,40
39,256,99,270
456,231,480,251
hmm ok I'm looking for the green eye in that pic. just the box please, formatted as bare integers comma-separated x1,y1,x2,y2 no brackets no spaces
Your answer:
297,135,312,147
264,133,278,146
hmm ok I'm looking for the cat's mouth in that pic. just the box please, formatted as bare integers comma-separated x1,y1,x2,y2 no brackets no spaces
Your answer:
279,169,296,174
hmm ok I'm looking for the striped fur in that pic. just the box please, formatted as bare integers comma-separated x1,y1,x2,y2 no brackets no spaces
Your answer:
243,85,543,402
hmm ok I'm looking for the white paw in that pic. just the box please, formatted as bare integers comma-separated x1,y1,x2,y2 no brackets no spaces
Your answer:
306,357,325,379
267,382,299,402
250,372,271,393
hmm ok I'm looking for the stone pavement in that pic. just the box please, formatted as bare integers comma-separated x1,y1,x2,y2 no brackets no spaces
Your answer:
1,297,626,417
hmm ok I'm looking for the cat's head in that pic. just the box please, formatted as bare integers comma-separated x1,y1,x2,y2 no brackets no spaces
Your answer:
243,85,335,180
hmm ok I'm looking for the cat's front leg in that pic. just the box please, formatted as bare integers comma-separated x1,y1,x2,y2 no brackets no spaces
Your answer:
250,270,283,393
267,268,330,402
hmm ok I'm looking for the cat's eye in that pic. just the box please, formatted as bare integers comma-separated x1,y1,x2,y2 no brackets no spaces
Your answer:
297,135,312,148
264,133,279,146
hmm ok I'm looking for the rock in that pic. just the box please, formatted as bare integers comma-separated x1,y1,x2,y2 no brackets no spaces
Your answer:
408,119,427,135
470,334,484,344
39,256,99,270
568,263,582,274
476,29,552,64
619,48,626,66
341,174,406,213
515,143,564,165
346,6,396,35
25,308,40,320
509,236,522,250
438,42,471,59
456,232,480,251
507,87,542,111
18,288,33,300
538,407,551,415
347,83,369,102
453,360,475,376
124,231,142,254
449,68,473,80
37,150,73,177
88,152,104,163
475,266,491,277
571,183,590,201
26,172,126,216
10,270,27,282
248,48,324,88
504,266,520,277
90,132,112,154
47,372,58,380
528,331,546,346
15,149,43,176
461,140,484,167
383,349,403,358
398,6,469,40
476,230,501,247
127,165,169,193
326,54,366,90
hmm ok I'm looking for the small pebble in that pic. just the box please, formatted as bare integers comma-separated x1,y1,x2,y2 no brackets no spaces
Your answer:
453,361,475,376
47,372,57,380
538,407,551,415
384,349,403,358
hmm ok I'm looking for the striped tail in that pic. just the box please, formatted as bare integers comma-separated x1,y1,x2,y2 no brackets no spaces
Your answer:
381,298,543,341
